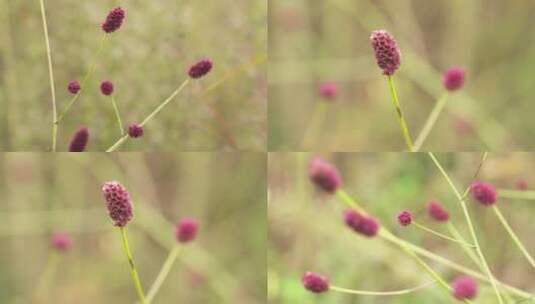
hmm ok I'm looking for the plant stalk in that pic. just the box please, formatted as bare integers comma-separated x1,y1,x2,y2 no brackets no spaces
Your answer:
120,227,146,304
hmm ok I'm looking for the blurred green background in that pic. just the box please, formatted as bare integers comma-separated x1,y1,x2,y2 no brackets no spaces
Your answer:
0,0,266,151
268,152,535,303
0,153,266,303
269,0,535,151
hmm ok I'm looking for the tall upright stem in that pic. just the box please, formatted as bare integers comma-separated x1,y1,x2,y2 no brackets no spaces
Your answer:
110,96,124,136
413,93,448,151
386,76,414,151
146,245,181,303
120,227,146,304
428,152,503,304
38,0,57,151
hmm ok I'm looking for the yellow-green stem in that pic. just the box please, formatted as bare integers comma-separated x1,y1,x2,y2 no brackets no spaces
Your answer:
498,189,535,200
413,221,475,247
428,152,504,304
106,79,190,152
110,95,124,136
413,93,448,151
146,245,182,303
55,35,108,124
447,223,481,268
386,76,414,151
38,0,57,151
120,227,146,304
329,280,435,296
492,206,535,270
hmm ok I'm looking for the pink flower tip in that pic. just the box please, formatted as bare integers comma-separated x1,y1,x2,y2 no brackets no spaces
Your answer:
51,232,72,252
188,58,213,79
128,123,144,138
67,80,81,94
302,272,329,293
100,80,114,95
451,276,478,300
370,30,401,76
68,127,89,152
343,209,380,237
443,66,466,91
176,217,199,243
102,181,133,227
427,201,450,222
318,81,338,100
308,157,342,194
397,210,412,226
102,7,126,33
470,181,497,206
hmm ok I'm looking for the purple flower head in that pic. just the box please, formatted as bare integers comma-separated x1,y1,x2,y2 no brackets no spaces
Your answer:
397,210,412,226
308,157,342,194
343,209,380,237
102,7,126,33
516,179,528,191
175,217,199,243
100,80,114,95
370,30,401,76
67,80,81,94
427,201,450,222
451,276,478,300
68,127,89,152
102,181,133,227
443,66,466,91
318,81,338,100
128,123,144,138
302,272,329,293
188,58,213,79
470,181,497,206
51,232,72,252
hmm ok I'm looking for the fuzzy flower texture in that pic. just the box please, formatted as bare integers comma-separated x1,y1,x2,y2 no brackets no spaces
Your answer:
451,276,478,300
470,181,497,206
69,127,89,152
176,217,199,243
102,7,126,33
308,157,342,194
67,80,81,94
443,66,466,91
427,201,450,222
370,30,401,76
188,58,213,79
397,210,412,226
344,209,380,237
51,232,72,252
100,80,114,96
102,181,134,227
128,123,144,138
302,272,329,293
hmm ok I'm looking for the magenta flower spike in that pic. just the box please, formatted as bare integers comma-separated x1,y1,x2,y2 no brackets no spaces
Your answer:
128,123,144,138
100,80,114,96
51,232,72,252
67,80,81,94
68,127,89,152
470,181,497,206
397,210,412,226
302,272,329,293
451,276,478,300
188,58,213,79
427,201,450,222
102,181,134,227
308,156,342,194
443,66,466,91
318,81,338,100
102,7,126,33
343,209,380,237
370,30,401,76
175,217,199,243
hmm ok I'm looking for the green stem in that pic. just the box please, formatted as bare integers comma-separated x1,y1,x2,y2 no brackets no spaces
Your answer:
329,280,435,296
413,221,475,247
498,189,535,200
111,95,124,136
55,35,108,124
38,0,57,151
428,152,504,304
447,223,481,268
120,227,146,304
413,93,448,151
146,245,181,303
492,206,535,270
106,79,190,152
386,76,414,151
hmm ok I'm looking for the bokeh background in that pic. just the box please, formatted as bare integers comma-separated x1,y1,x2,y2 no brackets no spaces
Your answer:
0,153,266,303
269,0,535,151
0,0,266,151
268,152,535,303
